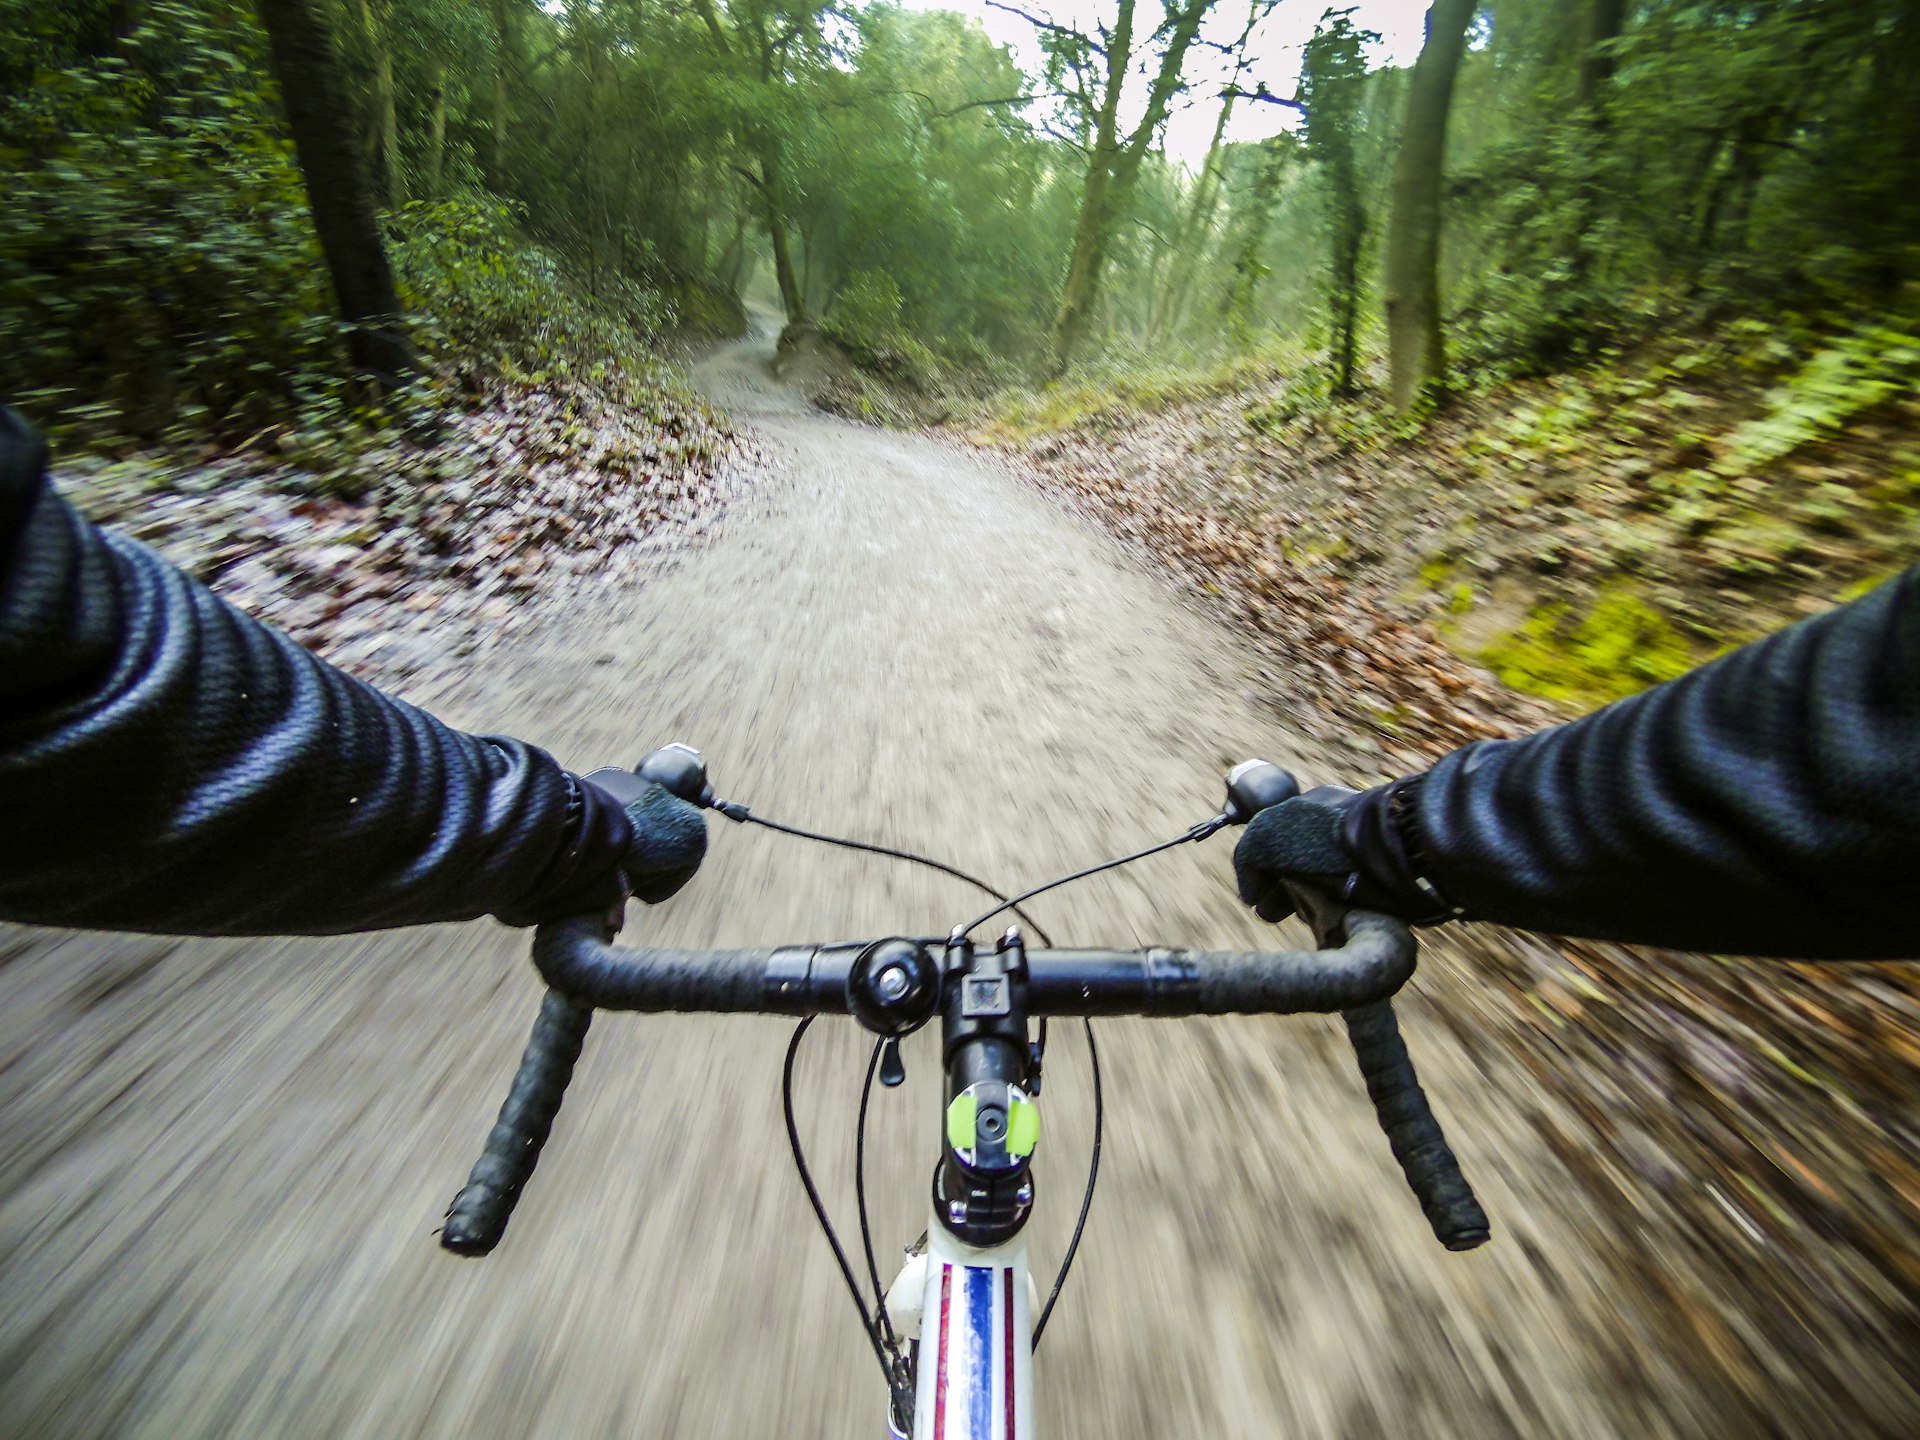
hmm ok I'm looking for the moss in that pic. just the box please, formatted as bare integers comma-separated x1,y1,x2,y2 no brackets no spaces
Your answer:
1836,570,1901,604
976,345,1303,444
1480,584,1701,707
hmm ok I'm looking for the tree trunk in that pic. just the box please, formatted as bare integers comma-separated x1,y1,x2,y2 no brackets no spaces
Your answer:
1560,0,1628,316
717,203,750,293
759,147,807,325
1220,137,1288,341
1575,0,1627,110
353,0,400,207
374,6,398,205
1153,0,1263,343
86,0,145,57
1047,0,1136,377
1150,89,1235,343
489,0,516,188
1383,0,1477,412
1331,197,1362,394
1051,0,1213,373
1050,168,1118,376
253,0,418,389
425,59,447,199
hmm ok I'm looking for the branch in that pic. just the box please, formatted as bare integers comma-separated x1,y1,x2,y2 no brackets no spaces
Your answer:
985,0,1107,58
928,91,1054,119
1038,119,1092,155
814,85,1057,120
688,0,730,53
1126,213,1177,246
768,16,815,56
1226,83,1306,115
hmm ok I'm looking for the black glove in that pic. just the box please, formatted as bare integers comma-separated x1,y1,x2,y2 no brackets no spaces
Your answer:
494,773,707,926
1233,778,1459,927
618,780,708,902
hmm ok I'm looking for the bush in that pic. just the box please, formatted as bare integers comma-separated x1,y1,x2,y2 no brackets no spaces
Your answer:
0,0,342,441
824,269,905,351
388,197,673,380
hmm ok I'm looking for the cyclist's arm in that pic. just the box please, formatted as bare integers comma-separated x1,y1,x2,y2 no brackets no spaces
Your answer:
1390,567,1920,958
0,408,631,936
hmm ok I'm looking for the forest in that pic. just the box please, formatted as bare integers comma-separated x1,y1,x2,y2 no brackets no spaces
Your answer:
7,0,1918,440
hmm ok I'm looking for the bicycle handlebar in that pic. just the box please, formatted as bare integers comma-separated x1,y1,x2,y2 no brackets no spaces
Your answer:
441,911,1490,1257
524,909,1415,1016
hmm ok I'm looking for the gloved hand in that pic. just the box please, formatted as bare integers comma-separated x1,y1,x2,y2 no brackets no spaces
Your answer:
617,780,708,902
1233,779,1458,927
494,772,707,927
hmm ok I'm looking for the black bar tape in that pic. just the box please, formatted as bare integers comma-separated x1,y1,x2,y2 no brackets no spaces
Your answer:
532,916,842,1013
440,989,592,1257
1341,999,1491,1251
1025,911,1416,1017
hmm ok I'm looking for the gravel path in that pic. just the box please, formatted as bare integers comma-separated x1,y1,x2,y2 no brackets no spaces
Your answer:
1,323,1740,1439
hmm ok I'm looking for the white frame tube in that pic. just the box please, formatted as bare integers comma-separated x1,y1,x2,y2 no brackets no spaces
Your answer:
907,1215,1034,1440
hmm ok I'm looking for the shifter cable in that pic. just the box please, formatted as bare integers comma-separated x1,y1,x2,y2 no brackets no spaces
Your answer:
714,799,1056,945
955,815,1230,939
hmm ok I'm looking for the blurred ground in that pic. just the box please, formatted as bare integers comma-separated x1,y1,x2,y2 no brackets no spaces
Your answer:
2,319,1914,1439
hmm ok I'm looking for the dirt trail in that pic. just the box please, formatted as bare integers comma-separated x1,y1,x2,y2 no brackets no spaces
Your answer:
1,321,1738,1438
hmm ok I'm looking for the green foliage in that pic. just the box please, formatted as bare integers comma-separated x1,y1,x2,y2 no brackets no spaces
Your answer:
0,0,340,440
791,5,1074,361
825,269,906,350
977,343,1299,442
1480,584,1702,707
1718,319,1920,476
819,268,944,390
1297,9,1380,394
13,0,1920,465
389,197,672,377
1447,0,1920,374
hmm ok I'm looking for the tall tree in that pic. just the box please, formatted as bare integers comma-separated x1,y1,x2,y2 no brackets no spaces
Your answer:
1299,9,1377,397
487,0,519,189
1004,0,1221,375
1217,133,1294,340
252,0,417,386
1150,0,1271,343
1575,0,1626,110
423,56,447,197
686,0,837,330
1383,0,1476,411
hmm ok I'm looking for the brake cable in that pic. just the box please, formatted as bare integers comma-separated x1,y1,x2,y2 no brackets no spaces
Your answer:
712,801,1058,943
955,814,1230,940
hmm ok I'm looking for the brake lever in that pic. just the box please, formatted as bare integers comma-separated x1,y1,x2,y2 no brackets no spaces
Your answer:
1288,880,1353,952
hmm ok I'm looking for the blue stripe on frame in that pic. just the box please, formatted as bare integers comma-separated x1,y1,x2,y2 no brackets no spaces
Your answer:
964,1267,995,1438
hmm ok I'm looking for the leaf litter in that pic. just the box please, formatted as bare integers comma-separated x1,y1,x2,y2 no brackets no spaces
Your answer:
54,369,757,683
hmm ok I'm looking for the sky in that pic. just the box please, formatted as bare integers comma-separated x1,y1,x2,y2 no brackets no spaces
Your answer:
894,0,1435,167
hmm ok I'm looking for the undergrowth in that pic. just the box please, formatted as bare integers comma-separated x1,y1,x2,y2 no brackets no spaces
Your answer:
969,340,1310,444
969,307,1920,709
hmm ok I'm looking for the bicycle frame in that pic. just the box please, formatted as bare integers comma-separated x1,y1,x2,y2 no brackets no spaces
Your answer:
886,1223,1034,1440
874,931,1043,1437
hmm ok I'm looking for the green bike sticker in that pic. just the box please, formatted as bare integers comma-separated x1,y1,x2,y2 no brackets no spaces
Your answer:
1006,1096,1039,1157
946,1093,977,1151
